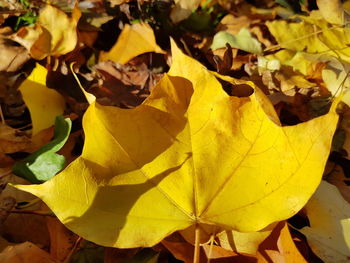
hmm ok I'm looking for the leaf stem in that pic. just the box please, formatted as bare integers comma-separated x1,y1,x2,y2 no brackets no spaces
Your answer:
53,57,59,71
193,224,200,263
47,55,51,66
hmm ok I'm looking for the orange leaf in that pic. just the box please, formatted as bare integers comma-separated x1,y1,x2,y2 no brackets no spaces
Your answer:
257,222,307,263
99,22,165,64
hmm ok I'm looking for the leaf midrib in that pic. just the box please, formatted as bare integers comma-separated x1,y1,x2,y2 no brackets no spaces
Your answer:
95,105,195,221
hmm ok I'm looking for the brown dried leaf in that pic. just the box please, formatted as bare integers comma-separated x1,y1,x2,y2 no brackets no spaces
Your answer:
1,175,50,246
161,232,200,263
92,61,152,107
0,28,30,72
0,124,30,154
0,242,57,263
0,197,16,225
45,217,78,261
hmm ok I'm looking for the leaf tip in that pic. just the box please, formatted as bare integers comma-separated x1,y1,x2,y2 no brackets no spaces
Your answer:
8,183,44,197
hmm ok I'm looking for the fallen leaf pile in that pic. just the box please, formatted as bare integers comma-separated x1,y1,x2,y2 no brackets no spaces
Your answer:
0,0,350,263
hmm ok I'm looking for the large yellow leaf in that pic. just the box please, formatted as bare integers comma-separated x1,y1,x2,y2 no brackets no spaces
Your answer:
301,181,350,262
99,22,165,64
12,5,81,59
14,41,338,248
19,64,65,135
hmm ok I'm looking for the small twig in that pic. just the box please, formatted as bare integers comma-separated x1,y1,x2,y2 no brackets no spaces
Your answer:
333,70,350,99
52,57,59,71
63,237,83,263
0,10,27,15
10,210,54,216
18,123,32,131
47,55,51,66
180,38,193,57
0,104,6,125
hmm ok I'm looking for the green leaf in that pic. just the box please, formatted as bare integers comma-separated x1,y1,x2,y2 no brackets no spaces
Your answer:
13,115,72,184
211,29,262,54
14,11,37,31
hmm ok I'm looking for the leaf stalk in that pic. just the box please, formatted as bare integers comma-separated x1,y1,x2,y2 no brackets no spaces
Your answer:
193,224,200,263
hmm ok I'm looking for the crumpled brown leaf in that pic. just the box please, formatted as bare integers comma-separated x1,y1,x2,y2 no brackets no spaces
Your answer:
45,217,78,261
0,27,30,72
1,175,50,246
0,124,30,156
0,197,16,226
91,60,163,107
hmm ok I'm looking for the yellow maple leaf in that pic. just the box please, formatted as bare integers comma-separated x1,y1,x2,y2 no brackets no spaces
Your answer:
14,41,338,248
99,22,165,64
11,5,81,60
19,64,65,135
